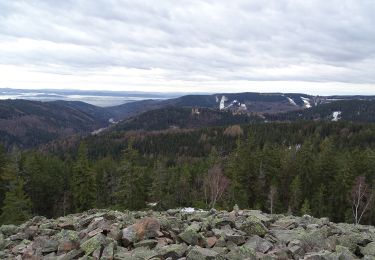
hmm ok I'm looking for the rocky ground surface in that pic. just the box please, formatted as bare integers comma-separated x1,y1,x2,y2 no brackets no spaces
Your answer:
1,207,375,259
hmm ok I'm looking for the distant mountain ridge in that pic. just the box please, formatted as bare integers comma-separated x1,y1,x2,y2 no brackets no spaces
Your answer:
106,92,375,120
1,92,375,148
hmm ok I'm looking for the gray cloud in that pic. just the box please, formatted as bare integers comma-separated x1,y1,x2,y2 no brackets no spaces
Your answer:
0,0,375,93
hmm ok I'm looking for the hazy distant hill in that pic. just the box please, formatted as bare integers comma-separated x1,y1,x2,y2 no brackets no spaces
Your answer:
0,99,111,148
106,99,164,120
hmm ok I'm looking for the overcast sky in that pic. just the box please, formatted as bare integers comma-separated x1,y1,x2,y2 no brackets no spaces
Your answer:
0,0,375,95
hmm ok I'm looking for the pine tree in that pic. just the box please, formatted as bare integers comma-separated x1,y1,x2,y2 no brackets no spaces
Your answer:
72,143,97,212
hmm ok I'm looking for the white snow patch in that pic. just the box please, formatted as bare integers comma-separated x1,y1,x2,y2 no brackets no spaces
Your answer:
332,111,342,121
181,207,196,213
287,97,297,106
91,128,106,135
180,207,206,213
219,96,227,110
108,118,117,124
301,97,311,108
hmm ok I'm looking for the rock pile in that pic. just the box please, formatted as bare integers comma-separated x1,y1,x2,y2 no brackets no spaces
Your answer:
1,207,375,259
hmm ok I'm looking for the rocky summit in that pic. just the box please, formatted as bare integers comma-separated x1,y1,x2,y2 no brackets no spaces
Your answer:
1,208,375,259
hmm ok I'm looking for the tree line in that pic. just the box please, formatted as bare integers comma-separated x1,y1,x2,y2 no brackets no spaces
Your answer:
1,121,375,225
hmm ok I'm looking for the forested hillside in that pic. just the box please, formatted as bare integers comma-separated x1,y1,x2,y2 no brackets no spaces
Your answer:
2,94,375,149
267,100,375,122
1,121,375,227
111,107,261,132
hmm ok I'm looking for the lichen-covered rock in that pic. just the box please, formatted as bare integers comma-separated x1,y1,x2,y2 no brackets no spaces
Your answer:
238,215,268,237
298,227,329,252
225,245,256,260
122,217,160,246
274,216,299,230
128,246,158,259
245,235,273,254
178,223,206,246
113,246,129,260
101,242,115,260
338,232,369,252
362,241,375,256
57,249,84,259
134,239,158,249
32,236,58,254
157,243,188,259
272,228,305,244
80,233,107,256
248,210,272,226
187,245,221,260
206,236,218,248
2,208,375,259
55,229,80,253
0,224,18,236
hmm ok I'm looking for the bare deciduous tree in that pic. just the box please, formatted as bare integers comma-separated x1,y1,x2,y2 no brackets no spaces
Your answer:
268,185,277,214
351,176,374,225
204,164,230,209
223,125,243,137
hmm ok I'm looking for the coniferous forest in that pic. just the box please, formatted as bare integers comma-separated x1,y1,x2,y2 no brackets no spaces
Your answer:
1,121,375,225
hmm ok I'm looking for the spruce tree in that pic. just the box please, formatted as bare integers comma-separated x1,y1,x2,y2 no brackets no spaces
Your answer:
312,184,327,218
0,145,7,210
296,140,315,199
0,163,32,225
149,160,170,209
23,153,67,218
0,145,5,174
116,142,147,210
289,175,302,214
301,199,311,215
94,157,118,208
72,143,96,212
315,138,337,217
